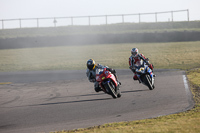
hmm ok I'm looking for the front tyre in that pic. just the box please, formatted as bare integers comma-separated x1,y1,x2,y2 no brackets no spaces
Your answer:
104,81,118,99
143,74,154,90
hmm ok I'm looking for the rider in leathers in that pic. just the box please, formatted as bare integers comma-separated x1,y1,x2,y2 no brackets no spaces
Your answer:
86,59,121,92
129,48,154,82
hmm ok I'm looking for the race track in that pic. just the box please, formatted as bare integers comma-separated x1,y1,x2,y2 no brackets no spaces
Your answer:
0,69,194,133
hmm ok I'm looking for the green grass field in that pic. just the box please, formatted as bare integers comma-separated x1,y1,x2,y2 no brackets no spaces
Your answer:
0,41,200,72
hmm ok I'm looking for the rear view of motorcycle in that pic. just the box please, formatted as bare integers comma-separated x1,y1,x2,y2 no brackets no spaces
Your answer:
96,68,121,98
132,61,155,90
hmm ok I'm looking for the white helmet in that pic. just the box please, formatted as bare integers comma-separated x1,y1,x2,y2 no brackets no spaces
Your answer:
131,48,139,57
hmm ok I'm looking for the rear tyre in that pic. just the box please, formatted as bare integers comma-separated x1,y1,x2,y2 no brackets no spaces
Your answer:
117,93,121,98
117,86,121,98
94,87,102,92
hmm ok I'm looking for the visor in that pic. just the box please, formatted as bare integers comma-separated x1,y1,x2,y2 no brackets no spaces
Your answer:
88,64,95,70
131,51,137,56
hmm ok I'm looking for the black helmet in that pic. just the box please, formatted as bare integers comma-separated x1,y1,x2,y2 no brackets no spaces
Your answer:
87,59,96,70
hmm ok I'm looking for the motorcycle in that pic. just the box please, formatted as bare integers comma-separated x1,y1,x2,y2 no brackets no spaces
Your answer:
131,61,155,90
96,68,121,98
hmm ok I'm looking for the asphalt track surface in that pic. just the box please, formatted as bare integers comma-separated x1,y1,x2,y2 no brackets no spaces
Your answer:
0,69,194,133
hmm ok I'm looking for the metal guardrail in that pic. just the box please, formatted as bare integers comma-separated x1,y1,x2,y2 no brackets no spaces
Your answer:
0,9,189,29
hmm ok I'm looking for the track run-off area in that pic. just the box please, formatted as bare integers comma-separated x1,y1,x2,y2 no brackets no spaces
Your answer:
0,69,194,133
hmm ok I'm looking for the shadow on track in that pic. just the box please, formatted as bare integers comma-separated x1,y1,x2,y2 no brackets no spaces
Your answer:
67,92,105,97
44,92,105,101
5,97,112,108
37,98,112,106
121,89,149,94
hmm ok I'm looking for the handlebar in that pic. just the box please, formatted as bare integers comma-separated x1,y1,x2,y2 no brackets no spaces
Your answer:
131,61,149,70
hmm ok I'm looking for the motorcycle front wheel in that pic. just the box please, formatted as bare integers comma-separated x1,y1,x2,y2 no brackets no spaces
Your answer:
104,81,118,99
143,74,154,90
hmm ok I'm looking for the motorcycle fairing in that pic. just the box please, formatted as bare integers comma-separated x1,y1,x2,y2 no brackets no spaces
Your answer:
96,68,118,90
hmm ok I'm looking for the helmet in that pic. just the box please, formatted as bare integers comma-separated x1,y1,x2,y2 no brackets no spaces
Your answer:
131,48,139,57
87,59,96,70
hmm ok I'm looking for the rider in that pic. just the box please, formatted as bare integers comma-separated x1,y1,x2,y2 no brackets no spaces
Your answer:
86,59,121,92
129,48,154,82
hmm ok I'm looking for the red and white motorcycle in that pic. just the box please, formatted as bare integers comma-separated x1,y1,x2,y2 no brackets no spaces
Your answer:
96,68,121,98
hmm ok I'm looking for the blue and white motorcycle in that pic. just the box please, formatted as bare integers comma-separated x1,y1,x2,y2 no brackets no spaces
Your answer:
131,61,155,90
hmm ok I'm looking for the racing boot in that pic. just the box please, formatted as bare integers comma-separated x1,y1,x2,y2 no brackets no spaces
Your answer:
133,75,138,80
94,82,102,92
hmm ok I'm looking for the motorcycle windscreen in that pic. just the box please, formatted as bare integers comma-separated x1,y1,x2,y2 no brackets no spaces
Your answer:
96,68,104,75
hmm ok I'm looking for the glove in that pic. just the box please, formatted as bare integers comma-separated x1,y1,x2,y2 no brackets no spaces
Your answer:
145,60,150,65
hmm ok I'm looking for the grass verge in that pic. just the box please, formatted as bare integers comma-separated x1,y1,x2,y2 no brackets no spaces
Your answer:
0,41,200,72
52,68,200,133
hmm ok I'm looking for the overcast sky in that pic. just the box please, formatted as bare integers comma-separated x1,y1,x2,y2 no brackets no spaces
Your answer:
0,0,200,28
